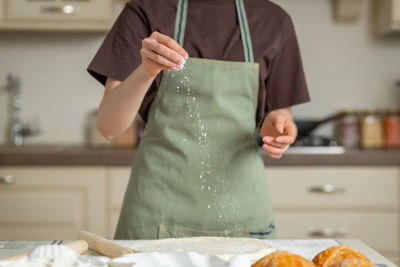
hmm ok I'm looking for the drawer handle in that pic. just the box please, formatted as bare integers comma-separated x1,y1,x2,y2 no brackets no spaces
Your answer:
0,175,15,184
308,228,347,238
41,5,76,15
309,184,345,194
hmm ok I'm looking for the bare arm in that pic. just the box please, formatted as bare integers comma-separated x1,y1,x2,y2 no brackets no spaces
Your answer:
96,32,189,140
96,66,156,139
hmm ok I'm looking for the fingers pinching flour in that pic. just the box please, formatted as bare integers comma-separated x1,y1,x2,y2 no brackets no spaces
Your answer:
173,54,188,71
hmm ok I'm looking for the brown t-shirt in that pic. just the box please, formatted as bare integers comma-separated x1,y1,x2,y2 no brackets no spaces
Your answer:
87,0,310,126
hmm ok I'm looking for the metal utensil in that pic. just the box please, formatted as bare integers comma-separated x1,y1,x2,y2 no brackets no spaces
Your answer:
295,112,344,140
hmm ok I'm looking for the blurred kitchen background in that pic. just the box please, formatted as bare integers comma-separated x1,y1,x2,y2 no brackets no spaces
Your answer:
0,0,399,265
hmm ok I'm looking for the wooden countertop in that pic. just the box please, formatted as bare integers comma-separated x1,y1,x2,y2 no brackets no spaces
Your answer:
0,145,399,166
0,239,397,266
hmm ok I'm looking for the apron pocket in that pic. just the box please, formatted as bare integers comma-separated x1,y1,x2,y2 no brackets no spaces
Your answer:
158,224,250,239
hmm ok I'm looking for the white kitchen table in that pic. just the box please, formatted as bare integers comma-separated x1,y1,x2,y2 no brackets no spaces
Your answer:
0,239,397,267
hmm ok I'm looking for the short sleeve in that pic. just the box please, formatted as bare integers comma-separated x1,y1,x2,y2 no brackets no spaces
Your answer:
87,1,150,85
265,15,310,112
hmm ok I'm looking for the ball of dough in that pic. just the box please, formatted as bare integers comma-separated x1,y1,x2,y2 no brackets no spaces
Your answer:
312,246,371,267
252,250,316,267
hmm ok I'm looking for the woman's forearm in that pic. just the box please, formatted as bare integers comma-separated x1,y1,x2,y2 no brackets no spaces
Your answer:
96,64,156,140
268,107,292,119
96,31,188,140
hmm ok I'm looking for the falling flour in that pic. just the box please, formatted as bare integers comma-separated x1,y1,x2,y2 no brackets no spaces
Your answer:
172,62,243,234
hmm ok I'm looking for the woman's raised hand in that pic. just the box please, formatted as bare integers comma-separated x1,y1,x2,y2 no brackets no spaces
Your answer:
140,31,189,78
260,108,297,159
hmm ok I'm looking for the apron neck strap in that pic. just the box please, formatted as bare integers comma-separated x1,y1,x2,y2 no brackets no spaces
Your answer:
173,0,255,63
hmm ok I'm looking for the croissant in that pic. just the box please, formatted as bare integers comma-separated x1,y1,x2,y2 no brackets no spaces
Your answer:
312,246,372,267
252,250,316,267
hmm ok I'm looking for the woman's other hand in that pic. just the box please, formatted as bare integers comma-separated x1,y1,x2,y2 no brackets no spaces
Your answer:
260,108,297,159
140,31,189,78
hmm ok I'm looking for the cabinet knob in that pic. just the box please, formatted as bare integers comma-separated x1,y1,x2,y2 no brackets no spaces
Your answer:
309,184,345,194
0,175,15,184
41,5,76,15
308,227,347,238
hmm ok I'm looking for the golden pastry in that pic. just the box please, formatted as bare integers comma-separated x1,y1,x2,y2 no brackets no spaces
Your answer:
252,250,316,267
312,246,371,267
329,258,376,267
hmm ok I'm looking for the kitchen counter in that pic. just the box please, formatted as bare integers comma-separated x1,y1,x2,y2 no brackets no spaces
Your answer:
265,148,400,166
0,145,399,166
0,239,397,266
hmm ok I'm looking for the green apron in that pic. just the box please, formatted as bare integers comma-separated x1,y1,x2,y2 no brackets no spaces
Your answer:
115,0,275,240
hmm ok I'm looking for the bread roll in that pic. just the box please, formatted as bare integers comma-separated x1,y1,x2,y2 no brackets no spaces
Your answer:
312,246,371,267
329,258,376,267
252,250,316,267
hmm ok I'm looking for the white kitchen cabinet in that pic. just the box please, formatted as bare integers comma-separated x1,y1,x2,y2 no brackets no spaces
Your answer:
376,0,400,35
266,167,398,209
107,167,130,239
0,167,107,240
0,166,131,240
0,0,115,32
333,0,363,23
266,166,400,265
1,164,399,263
0,0,4,21
6,0,110,20
274,211,398,253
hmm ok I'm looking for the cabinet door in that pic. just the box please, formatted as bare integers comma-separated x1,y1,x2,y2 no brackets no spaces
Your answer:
266,167,398,209
5,0,111,20
394,0,400,28
0,167,107,240
376,0,400,34
108,167,130,239
274,210,399,255
0,0,4,20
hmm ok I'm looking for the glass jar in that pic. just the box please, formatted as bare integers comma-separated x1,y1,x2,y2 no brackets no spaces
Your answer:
360,109,384,149
337,110,360,149
384,109,400,149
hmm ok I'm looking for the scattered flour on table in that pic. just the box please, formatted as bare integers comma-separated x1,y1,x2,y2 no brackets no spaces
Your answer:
0,238,274,267
0,245,108,267
1,257,78,267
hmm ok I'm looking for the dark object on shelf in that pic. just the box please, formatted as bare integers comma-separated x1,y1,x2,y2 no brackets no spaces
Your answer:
293,135,338,147
295,113,344,140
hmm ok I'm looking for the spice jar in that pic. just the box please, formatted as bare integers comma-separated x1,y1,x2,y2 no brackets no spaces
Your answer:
337,110,360,149
361,109,384,149
384,109,400,149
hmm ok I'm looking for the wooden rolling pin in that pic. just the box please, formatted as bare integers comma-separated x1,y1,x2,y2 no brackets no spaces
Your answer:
77,230,133,258
0,240,88,262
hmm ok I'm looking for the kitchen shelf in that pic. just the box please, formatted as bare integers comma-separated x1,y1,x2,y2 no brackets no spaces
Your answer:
0,145,399,166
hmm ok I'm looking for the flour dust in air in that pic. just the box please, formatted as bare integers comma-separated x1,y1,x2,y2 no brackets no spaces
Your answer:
174,63,242,235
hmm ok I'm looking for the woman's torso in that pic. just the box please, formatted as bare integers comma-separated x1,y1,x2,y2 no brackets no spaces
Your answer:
128,0,296,124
